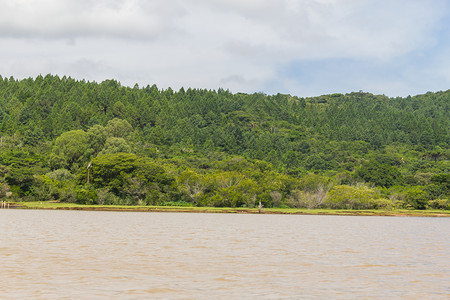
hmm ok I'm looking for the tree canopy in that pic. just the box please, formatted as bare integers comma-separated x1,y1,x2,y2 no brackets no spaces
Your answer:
0,75,448,209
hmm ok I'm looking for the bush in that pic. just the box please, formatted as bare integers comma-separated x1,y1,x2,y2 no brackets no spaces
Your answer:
372,198,394,210
355,161,403,188
403,186,428,210
287,190,309,208
59,188,76,203
287,188,327,209
325,184,378,209
75,186,98,205
427,198,449,210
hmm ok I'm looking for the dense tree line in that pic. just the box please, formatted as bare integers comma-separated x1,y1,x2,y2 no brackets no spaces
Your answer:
0,75,448,209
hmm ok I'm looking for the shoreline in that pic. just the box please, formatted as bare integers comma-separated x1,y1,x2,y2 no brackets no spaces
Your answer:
4,202,450,217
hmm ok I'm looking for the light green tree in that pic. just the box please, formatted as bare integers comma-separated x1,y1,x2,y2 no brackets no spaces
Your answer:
105,118,132,139
99,137,132,155
50,130,89,170
326,184,378,209
87,124,107,155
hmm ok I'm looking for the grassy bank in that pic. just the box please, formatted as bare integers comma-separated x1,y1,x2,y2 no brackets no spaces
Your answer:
7,201,450,217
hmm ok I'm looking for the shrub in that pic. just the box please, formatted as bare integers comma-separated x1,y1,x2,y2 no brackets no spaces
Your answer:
287,187,328,209
403,186,429,210
372,198,394,210
325,184,378,209
75,186,98,205
427,198,449,210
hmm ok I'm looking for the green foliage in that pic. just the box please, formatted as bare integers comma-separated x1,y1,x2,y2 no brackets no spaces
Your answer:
99,137,131,155
297,173,330,192
211,172,258,207
86,152,173,200
355,161,403,188
430,173,450,196
0,150,48,197
105,118,133,139
87,125,107,155
403,186,429,210
0,75,448,209
75,185,98,205
428,198,449,210
51,130,89,170
326,184,380,209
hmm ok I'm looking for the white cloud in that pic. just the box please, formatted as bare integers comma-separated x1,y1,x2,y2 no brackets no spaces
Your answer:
0,0,448,96
0,0,185,40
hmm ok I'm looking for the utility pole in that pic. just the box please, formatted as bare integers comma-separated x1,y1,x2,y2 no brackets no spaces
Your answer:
87,161,92,184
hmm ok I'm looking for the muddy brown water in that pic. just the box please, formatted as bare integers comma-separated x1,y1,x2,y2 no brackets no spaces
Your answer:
1,210,449,299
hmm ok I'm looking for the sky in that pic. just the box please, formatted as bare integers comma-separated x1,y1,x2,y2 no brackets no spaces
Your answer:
1,0,450,97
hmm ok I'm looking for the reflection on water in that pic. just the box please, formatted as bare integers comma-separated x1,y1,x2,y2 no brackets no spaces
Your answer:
1,210,449,299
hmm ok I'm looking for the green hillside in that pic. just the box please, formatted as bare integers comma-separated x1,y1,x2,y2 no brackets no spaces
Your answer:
0,74,448,209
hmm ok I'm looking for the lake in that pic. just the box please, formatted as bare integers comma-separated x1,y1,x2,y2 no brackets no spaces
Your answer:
1,209,449,299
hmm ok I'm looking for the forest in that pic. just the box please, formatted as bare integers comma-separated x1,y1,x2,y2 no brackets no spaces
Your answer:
0,74,448,210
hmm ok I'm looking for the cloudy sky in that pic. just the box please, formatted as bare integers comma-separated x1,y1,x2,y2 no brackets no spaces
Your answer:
1,0,449,97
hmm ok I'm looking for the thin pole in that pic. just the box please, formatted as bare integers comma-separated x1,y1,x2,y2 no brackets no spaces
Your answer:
87,161,92,184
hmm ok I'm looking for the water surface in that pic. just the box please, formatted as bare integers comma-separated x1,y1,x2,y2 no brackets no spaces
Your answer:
1,210,449,299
